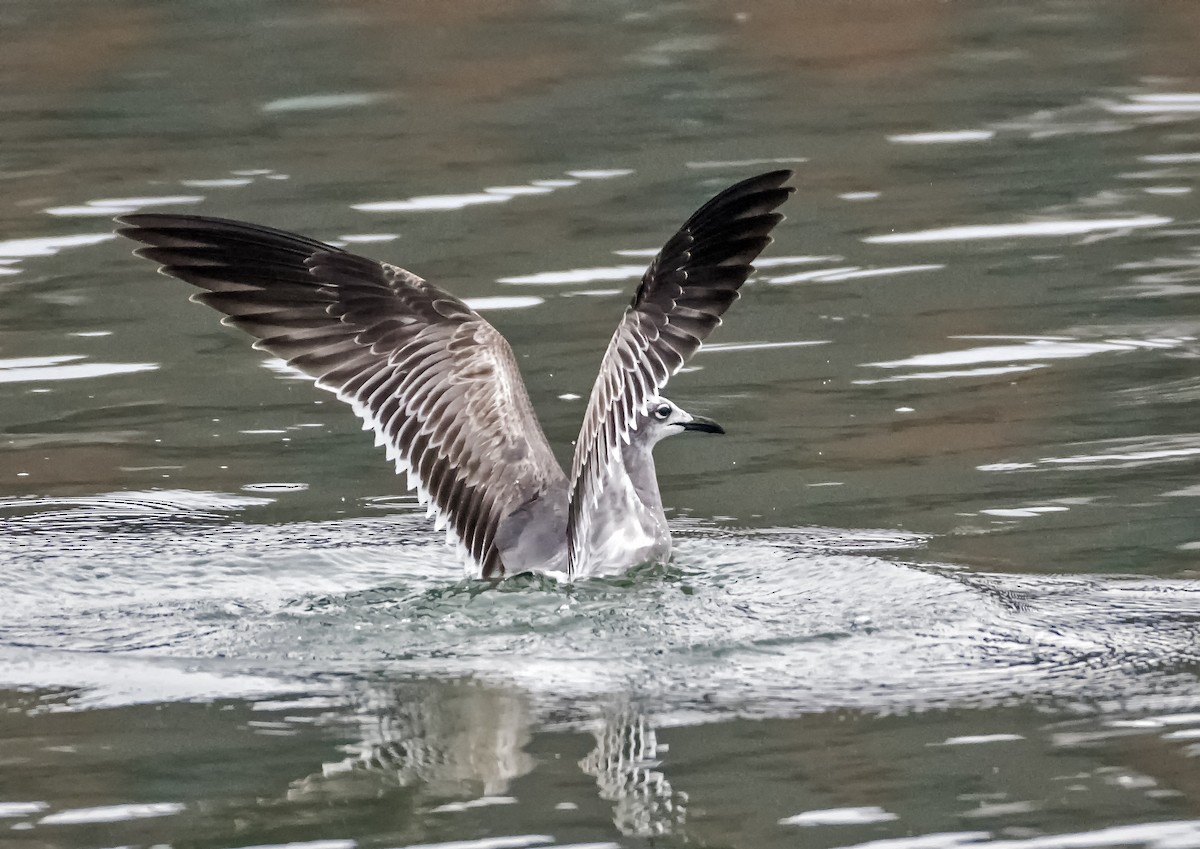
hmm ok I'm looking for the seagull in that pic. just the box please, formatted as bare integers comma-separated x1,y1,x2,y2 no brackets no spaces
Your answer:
116,169,794,579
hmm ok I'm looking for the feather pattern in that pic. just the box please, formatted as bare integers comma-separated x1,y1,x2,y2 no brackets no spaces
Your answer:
566,170,795,572
115,214,565,578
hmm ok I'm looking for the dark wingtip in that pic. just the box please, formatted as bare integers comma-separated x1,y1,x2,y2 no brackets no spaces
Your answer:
737,168,795,192
759,168,795,184
114,212,169,229
114,214,183,247
114,226,148,246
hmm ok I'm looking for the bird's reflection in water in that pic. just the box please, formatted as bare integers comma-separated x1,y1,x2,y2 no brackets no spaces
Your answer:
287,679,533,802
579,702,687,837
285,678,685,837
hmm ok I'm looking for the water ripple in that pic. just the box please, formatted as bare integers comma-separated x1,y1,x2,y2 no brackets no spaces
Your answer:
979,434,1200,472
354,170,624,214
828,820,1200,849
45,195,204,217
0,500,1195,717
866,337,1188,370
865,216,1171,244
0,355,158,384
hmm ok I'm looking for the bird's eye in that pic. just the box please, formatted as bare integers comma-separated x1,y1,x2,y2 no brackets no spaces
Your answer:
654,404,672,420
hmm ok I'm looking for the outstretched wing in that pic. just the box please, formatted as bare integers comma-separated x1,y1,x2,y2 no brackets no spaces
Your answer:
566,170,794,571
116,214,565,578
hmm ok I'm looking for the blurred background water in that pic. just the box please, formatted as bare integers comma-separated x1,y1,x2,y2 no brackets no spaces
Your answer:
2,1,1200,848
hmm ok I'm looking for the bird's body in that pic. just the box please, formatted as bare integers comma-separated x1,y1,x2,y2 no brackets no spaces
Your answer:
117,170,793,579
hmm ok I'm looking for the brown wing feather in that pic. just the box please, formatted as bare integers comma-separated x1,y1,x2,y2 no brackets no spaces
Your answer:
566,170,795,571
116,213,564,578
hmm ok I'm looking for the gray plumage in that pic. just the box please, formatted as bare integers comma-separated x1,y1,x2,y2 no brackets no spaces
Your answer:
116,170,793,579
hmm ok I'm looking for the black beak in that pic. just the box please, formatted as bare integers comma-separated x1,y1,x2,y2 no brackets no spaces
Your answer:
680,414,725,435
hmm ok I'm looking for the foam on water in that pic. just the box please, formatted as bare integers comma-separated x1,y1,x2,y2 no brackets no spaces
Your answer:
0,496,1195,717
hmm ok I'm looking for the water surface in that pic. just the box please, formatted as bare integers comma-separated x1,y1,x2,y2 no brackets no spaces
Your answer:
2,1,1200,847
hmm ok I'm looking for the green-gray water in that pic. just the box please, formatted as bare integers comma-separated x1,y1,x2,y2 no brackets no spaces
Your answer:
2,2,1199,848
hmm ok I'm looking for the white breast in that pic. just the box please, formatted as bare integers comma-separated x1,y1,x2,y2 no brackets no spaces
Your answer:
577,452,671,576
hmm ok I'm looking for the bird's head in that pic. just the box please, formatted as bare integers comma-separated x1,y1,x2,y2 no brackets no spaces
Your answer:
641,396,725,446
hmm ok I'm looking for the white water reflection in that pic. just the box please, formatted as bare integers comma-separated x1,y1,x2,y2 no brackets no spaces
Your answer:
262,92,386,112
45,195,204,217
352,171,605,214
0,645,301,709
979,435,1200,472
991,88,1200,139
239,842,355,849
1115,250,1200,297
0,233,114,258
500,265,646,285
1106,93,1200,114
565,169,633,179
702,340,830,353
431,797,517,813
865,216,1170,244
938,733,1024,745
0,355,158,384
0,803,48,818
463,296,544,310
39,802,185,825
755,254,845,268
354,192,512,213
612,250,840,267
828,820,1200,849
866,337,1188,369
1140,153,1200,164
686,157,808,169
181,177,253,189
979,506,1071,518
1141,711,1200,727
853,365,1047,385
337,233,398,243
961,802,1041,819
513,257,893,287
781,807,899,826
0,355,81,370
1043,443,1200,467
486,185,557,196
888,130,995,144
768,264,943,284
